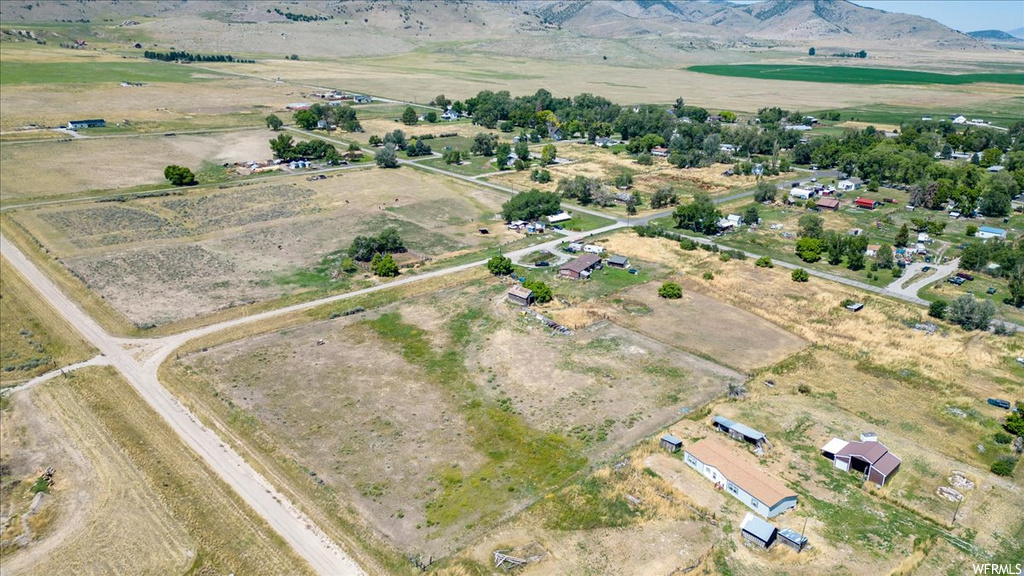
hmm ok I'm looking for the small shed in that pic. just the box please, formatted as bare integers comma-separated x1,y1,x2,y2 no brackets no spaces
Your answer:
778,528,808,552
712,415,767,448
660,434,683,453
846,302,864,312
740,513,777,549
507,285,534,306
816,197,840,211
607,255,630,269
854,198,878,209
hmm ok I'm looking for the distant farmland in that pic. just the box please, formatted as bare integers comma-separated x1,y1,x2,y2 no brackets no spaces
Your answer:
688,64,1024,86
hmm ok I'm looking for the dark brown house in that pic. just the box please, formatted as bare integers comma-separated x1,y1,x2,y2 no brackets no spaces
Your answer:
559,253,601,279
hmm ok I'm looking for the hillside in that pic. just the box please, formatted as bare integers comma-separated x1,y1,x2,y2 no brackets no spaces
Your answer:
968,29,1024,42
0,0,984,56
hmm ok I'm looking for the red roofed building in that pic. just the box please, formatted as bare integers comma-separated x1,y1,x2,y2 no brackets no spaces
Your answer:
821,437,901,487
854,197,878,209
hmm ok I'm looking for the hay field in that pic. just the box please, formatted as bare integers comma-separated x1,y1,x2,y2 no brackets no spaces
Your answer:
0,258,94,385
0,129,277,200
0,367,309,575
9,168,514,326
164,275,741,564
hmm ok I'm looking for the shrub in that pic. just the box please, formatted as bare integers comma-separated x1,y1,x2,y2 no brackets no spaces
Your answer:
947,294,996,331
966,224,978,237
792,268,810,282
991,457,1017,477
679,238,698,251
702,271,714,281
928,299,948,319
994,432,1013,445
755,256,774,268
658,282,683,299
719,252,731,262
523,279,553,303
636,152,653,166
164,165,197,186
797,383,811,395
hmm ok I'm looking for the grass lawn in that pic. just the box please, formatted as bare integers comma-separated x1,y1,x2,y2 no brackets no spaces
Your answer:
419,155,498,176
689,64,1024,86
0,60,224,85
807,100,1024,128
557,211,617,232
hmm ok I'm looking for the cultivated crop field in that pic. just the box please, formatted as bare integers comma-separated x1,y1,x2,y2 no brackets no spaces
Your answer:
0,258,93,385
165,273,747,563
7,168,519,327
0,129,278,201
688,64,1024,86
0,367,308,575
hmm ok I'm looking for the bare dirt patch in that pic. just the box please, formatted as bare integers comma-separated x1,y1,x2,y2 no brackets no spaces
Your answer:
0,129,278,200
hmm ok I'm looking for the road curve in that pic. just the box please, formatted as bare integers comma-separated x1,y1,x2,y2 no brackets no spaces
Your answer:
0,236,365,576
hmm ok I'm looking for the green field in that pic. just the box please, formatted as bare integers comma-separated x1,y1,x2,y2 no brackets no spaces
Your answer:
808,100,1024,127
689,64,1024,86
0,61,223,85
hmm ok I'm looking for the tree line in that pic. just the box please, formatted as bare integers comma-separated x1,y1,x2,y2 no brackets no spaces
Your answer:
143,51,254,64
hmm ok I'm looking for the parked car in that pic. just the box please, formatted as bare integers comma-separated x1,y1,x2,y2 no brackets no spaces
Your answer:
948,276,965,286
956,272,974,281
535,261,550,267
988,398,1012,410
987,287,997,294
922,266,931,272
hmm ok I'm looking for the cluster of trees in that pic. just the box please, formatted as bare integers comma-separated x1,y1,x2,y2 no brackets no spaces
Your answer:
269,133,341,162
672,193,722,235
471,133,499,156
833,50,868,58
523,279,553,303
401,107,419,125
348,228,405,262
557,176,616,207
163,165,196,186
370,253,399,277
487,255,514,276
929,294,997,330
375,144,399,168
791,214,891,271
143,51,254,63
650,186,679,209
501,190,561,221
405,139,433,157
272,8,331,21
293,103,362,132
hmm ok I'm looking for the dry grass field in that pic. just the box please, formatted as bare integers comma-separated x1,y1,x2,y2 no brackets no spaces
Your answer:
0,367,308,575
161,270,765,567
0,258,94,386
485,143,762,211
0,129,277,200
7,168,517,326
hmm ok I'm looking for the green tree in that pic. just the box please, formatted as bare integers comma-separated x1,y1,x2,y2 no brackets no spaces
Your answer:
368,134,382,147
658,282,683,299
795,237,823,262
672,192,722,235
540,144,557,165
636,152,653,166
531,168,551,183
433,94,450,108
895,223,910,247
294,109,318,130
791,268,809,282
613,171,633,189
487,255,514,276
928,299,948,319
163,165,197,186
269,133,295,159
743,205,760,226
966,224,979,236
755,256,774,268
514,140,531,163
876,243,894,269
375,143,399,168
471,133,499,156
501,189,561,221
523,279,553,303
1008,264,1024,308
495,143,512,169
808,47,816,56
753,180,777,202
990,457,1017,477
1005,411,1024,437
797,214,825,239
442,149,462,164
979,147,1003,168
265,114,283,130
650,186,678,209
425,111,438,123
372,253,400,277
401,106,418,125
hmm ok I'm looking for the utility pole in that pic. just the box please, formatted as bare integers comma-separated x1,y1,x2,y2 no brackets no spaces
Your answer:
798,517,808,553
952,496,963,525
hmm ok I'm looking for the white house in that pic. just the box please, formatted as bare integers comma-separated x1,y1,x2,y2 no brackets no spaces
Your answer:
440,108,460,121
837,179,860,192
790,187,815,200
951,115,967,124
718,214,743,230
582,244,604,254
547,211,572,224
683,437,798,518
977,226,1007,240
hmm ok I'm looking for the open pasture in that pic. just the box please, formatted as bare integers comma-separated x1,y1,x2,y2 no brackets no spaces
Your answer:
0,258,94,385
166,273,745,562
0,129,277,201
8,168,517,326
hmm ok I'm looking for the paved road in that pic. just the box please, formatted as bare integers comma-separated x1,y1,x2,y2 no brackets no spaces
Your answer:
0,236,366,576
885,258,960,304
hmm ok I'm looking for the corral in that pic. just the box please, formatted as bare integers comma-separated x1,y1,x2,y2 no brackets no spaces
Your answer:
8,168,518,326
